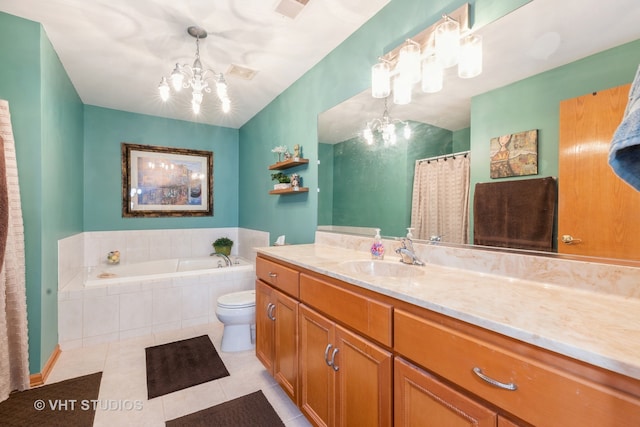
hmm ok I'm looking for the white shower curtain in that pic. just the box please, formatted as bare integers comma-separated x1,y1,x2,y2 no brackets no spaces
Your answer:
0,100,30,401
411,153,470,244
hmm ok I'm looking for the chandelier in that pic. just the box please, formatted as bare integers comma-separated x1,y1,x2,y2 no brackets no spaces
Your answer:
158,26,230,115
363,97,411,146
371,4,482,105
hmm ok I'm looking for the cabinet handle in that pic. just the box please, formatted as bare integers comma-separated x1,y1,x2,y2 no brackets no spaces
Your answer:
324,344,333,367
268,272,278,278
330,347,339,371
472,367,517,391
267,303,276,321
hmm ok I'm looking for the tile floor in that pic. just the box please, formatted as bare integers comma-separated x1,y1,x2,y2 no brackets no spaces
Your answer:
46,321,312,426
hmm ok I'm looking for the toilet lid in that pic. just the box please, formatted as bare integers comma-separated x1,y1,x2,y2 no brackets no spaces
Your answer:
217,290,255,309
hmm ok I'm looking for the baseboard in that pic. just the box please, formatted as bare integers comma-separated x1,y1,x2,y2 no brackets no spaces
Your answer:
29,344,61,387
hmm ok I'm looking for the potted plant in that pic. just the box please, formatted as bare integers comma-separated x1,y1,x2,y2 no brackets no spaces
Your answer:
271,172,291,190
212,237,233,256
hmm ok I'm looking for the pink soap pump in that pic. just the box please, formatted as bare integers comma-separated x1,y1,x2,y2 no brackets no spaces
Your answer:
371,228,385,260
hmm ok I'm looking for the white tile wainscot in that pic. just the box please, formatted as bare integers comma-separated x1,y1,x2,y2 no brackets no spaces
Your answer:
58,265,255,349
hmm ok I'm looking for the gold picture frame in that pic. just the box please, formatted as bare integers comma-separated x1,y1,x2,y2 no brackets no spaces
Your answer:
121,143,213,217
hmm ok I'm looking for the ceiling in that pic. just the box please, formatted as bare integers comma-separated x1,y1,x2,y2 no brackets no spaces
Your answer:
0,0,389,128
319,0,640,143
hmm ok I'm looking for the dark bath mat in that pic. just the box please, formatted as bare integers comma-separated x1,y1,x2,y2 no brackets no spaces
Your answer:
0,371,102,427
145,335,229,399
165,390,285,427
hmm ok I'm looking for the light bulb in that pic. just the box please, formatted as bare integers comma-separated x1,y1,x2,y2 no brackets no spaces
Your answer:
371,62,391,99
458,34,483,78
435,16,460,68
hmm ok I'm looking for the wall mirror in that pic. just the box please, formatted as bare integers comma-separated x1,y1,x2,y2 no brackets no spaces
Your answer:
317,0,640,263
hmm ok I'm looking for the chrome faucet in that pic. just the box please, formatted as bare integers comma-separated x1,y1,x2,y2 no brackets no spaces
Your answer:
395,238,425,266
211,252,232,267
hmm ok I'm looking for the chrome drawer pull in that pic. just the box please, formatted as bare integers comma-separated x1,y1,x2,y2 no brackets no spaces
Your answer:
268,272,278,278
267,303,276,321
330,348,340,371
472,367,517,391
324,344,333,367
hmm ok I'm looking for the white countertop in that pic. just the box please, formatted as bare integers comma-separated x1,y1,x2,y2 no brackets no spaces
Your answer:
257,243,640,381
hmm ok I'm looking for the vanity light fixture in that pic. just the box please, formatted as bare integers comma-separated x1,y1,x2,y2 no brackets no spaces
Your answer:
158,26,231,115
363,97,411,146
370,3,482,103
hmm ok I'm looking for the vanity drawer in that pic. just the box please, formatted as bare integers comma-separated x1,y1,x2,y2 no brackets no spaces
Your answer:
300,273,392,347
256,257,300,298
394,309,640,427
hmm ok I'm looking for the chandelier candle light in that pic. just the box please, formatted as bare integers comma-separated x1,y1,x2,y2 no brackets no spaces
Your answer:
159,26,230,115
363,97,411,146
370,3,482,104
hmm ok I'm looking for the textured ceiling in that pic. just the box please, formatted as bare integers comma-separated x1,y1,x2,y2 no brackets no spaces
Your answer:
0,0,389,128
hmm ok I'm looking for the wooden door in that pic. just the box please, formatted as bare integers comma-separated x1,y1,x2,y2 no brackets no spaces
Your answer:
274,290,299,404
559,84,640,260
394,357,496,427
334,325,392,427
299,305,335,427
255,280,274,373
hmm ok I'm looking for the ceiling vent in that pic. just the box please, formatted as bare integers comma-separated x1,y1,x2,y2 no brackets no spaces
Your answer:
274,0,310,20
226,64,259,80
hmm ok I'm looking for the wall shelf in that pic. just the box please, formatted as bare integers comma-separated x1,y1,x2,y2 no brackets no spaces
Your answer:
269,158,309,171
269,187,309,195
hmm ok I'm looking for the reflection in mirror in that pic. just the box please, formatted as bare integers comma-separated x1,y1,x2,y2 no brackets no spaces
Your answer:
317,0,640,263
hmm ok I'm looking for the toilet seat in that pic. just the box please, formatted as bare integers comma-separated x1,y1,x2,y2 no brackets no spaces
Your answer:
217,290,255,309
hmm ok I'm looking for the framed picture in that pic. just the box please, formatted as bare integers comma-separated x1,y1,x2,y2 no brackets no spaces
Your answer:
489,129,538,178
121,143,213,217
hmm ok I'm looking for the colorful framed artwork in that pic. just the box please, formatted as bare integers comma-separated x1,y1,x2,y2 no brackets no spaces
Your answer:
489,129,538,178
121,143,213,217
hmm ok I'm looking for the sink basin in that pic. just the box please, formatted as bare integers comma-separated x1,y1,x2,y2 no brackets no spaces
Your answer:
339,260,425,278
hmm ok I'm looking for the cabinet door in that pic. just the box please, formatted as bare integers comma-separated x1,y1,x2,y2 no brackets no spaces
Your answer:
334,324,392,427
255,280,274,373
395,357,496,427
274,290,299,404
299,305,335,427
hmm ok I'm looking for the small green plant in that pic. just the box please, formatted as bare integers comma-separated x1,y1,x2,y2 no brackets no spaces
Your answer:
213,237,233,247
212,237,233,256
271,172,291,183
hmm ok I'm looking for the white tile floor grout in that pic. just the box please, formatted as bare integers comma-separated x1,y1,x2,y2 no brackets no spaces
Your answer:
45,321,312,426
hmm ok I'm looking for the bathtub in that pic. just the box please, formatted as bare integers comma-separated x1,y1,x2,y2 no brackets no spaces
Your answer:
59,255,256,349
85,256,252,287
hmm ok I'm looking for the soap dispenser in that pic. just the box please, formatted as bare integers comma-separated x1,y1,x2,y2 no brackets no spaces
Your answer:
371,228,385,260
406,227,415,240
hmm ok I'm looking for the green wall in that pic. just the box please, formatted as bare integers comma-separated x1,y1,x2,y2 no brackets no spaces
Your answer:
238,0,529,244
0,12,84,373
469,38,640,239
83,106,239,231
320,121,458,236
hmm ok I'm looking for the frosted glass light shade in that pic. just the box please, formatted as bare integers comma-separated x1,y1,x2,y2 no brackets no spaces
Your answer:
421,55,443,93
393,76,412,105
371,62,391,98
435,17,460,68
398,42,421,84
458,34,483,78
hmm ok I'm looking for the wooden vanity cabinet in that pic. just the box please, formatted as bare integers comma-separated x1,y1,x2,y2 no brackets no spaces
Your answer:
257,255,640,427
299,304,392,427
255,258,300,404
395,357,497,426
394,308,640,427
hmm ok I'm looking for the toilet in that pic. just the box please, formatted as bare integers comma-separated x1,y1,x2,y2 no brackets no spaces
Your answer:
215,290,256,352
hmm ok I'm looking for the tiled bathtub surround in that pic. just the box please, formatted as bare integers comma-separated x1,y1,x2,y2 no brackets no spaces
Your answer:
315,231,640,298
58,227,269,290
57,227,269,349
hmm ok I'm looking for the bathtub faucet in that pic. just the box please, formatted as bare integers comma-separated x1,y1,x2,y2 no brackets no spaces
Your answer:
211,252,232,267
